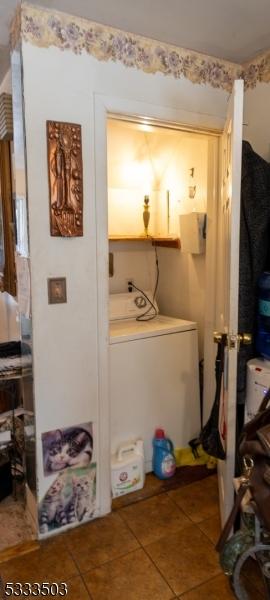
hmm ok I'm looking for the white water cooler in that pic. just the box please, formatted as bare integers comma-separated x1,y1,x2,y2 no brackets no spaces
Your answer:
245,358,270,421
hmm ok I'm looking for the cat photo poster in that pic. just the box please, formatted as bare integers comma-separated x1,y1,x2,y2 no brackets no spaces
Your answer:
42,422,93,476
38,464,97,534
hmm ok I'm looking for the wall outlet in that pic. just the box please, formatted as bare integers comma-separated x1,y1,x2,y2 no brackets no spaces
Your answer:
126,278,134,292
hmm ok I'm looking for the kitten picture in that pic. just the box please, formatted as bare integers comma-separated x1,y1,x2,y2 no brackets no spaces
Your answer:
38,465,97,534
42,423,93,476
39,475,68,534
70,468,96,522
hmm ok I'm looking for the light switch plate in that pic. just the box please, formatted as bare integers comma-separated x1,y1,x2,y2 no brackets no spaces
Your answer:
48,277,67,304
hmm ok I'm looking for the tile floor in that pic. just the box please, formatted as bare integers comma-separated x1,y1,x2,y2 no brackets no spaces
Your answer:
0,475,265,599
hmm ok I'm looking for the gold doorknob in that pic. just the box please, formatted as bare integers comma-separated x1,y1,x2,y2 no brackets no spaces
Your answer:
213,331,227,344
237,333,252,346
213,331,252,347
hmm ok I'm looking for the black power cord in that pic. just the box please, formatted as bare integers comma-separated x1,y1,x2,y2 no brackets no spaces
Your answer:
129,243,160,321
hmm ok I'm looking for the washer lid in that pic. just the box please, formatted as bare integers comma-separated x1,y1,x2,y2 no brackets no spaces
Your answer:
110,314,197,343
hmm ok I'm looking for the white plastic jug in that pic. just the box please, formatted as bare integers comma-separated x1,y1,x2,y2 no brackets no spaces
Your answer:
111,440,145,498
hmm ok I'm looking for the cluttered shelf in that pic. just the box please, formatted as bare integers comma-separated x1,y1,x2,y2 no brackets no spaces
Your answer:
0,341,33,499
0,384,35,550
0,341,32,379
109,236,181,248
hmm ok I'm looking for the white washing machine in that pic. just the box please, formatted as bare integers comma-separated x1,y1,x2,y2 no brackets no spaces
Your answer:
109,291,201,472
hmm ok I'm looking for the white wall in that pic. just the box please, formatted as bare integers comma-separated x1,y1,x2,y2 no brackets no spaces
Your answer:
20,38,228,529
155,134,209,359
107,120,209,237
244,83,270,160
157,250,206,358
109,241,156,294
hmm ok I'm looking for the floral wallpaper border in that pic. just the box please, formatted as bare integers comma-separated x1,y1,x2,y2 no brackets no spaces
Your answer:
10,3,270,92
244,52,270,89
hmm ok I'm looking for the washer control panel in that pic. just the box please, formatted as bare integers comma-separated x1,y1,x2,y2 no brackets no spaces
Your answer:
134,295,147,309
109,291,158,320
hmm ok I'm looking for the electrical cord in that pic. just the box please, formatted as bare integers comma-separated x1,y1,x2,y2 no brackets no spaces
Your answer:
130,243,160,321
130,282,157,321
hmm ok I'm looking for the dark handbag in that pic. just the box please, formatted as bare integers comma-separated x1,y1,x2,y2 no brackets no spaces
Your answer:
238,387,270,531
216,387,270,552
200,335,226,460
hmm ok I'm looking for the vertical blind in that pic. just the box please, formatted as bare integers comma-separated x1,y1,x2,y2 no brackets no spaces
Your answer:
0,94,13,141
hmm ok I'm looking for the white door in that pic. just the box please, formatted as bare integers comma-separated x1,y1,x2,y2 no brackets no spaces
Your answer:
215,79,244,526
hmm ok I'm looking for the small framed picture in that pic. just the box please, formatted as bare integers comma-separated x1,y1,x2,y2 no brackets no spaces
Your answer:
48,277,67,304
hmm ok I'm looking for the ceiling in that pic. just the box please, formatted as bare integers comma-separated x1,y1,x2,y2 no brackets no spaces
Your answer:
1,0,270,83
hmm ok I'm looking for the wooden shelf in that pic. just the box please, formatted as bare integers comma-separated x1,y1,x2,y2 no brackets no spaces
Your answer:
152,238,181,249
109,236,181,249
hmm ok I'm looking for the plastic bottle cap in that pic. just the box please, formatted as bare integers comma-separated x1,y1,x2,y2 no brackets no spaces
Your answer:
155,428,165,438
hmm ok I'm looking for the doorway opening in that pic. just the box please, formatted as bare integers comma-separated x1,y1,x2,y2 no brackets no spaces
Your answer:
106,112,220,505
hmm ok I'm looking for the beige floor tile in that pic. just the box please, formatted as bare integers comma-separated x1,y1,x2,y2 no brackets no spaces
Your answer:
112,473,163,510
0,535,78,584
168,475,219,523
145,524,221,596
83,548,174,600
177,573,235,599
64,575,91,599
197,514,221,545
119,493,191,546
66,512,139,573
177,572,263,599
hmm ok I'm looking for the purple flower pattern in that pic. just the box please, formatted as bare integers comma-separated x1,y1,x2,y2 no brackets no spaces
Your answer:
10,4,270,91
24,16,42,40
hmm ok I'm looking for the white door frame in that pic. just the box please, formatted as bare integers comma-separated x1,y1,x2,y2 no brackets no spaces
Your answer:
94,92,225,514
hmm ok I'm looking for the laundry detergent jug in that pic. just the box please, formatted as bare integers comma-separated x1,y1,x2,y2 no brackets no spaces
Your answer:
111,440,145,498
152,428,176,479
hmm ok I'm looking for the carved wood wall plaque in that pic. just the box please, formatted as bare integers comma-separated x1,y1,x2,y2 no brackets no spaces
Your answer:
47,120,83,237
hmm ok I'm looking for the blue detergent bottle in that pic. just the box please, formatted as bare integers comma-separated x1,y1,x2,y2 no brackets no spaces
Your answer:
152,428,176,479
257,272,270,359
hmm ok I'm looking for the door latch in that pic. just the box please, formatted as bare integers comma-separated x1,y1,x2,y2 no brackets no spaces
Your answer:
213,331,252,349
